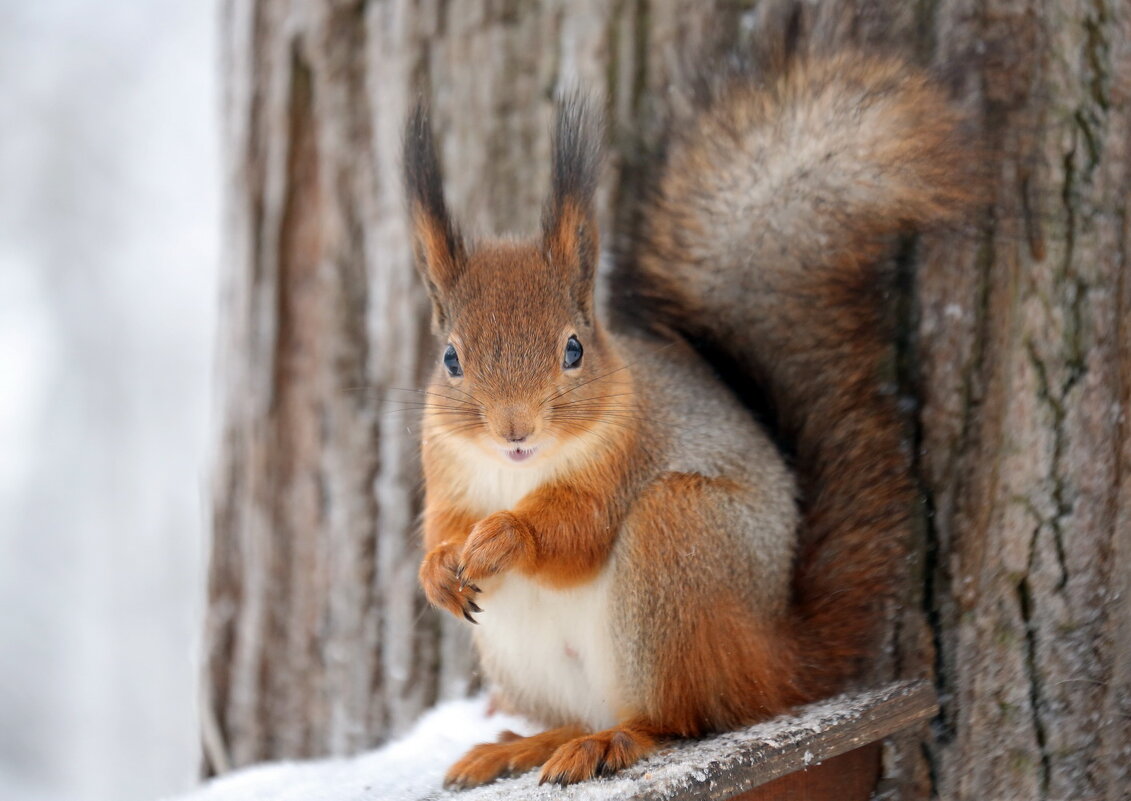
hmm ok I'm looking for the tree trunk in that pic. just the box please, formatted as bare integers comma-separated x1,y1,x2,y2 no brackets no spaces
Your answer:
915,1,1131,799
203,0,1130,797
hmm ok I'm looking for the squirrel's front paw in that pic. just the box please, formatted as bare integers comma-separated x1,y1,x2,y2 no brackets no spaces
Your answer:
420,541,482,624
458,511,535,587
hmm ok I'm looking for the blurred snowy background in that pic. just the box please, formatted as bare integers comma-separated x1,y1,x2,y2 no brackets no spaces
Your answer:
0,2,219,800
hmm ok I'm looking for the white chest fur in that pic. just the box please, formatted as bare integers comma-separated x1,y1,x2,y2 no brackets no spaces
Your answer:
473,565,622,730
436,434,622,727
456,457,554,516
439,434,597,517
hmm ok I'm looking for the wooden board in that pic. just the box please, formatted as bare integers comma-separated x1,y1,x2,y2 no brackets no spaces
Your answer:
433,680,938,801
727,742,881,801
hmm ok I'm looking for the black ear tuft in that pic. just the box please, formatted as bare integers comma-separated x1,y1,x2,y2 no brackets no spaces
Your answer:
404,102,465,331
404,104,455,243
543,92,604,323
544,93,603,224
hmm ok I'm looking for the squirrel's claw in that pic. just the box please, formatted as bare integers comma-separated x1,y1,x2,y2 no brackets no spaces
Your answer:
457,591,483,624
455,566,482,594
420,541,484,624
456,581,482,624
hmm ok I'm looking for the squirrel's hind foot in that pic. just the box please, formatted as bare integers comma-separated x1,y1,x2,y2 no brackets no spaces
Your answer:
444,724,585,790
538,723,660,786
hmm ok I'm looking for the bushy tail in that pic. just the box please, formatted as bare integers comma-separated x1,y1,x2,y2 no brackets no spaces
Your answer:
614,46,980,697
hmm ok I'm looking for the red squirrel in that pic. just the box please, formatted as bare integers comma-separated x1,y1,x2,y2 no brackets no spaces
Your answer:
404,42,976,789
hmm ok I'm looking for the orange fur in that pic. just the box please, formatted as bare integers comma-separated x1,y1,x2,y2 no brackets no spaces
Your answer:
502,474,629,588
629,474,806,735
444,725,586,789
419,505,481,622
403,28,978,789
538,722,660,785
411,211,462,293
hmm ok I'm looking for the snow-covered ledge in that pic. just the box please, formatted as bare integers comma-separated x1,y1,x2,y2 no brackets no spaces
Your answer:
167,681,936,801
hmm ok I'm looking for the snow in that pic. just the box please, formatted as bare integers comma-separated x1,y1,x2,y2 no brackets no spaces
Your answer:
167,682,929,801
165,697,540,801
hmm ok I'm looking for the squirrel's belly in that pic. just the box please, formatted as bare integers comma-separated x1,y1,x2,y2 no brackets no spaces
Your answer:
473,565,621,730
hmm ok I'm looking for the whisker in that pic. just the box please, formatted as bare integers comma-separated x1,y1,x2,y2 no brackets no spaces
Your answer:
382,385,480,405
390,384,482,406
554,412,640,424
381,399,469,408
425,424,486,449
552,421,630,449
551,416,641,433
341,384,481,411
414,391,480,408
541,364,632,406
551,393,636,407
540,342,678,406
550,406,645,418
380,404,479,418
550,403,642,414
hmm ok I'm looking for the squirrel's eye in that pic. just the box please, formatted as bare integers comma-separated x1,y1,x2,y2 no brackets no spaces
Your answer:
563,336,583,369
443,344,462,377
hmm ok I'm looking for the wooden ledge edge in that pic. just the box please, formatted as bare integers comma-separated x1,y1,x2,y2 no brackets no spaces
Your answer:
447,680,939,801
631,679,939,801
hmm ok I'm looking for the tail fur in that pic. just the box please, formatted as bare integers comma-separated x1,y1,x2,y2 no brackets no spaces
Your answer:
614,47,980,697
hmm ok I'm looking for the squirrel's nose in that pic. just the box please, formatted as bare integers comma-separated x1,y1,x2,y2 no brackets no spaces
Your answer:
494,406,535,444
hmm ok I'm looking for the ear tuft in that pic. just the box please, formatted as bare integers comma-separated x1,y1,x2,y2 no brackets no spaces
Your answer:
404,102,465,331
545,93,603,220
543,93,604,323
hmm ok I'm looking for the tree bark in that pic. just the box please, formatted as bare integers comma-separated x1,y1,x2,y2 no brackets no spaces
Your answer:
203,1,1130,798
915,2,1131,799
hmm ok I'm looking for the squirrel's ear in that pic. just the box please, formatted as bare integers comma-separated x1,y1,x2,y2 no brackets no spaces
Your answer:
404,103,465,331
542,94,603,325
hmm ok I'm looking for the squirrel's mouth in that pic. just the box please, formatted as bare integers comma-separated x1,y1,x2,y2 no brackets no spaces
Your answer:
504,446,537,463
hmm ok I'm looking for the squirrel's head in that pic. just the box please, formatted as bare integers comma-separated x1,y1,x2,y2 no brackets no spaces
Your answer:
404,97,627,467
